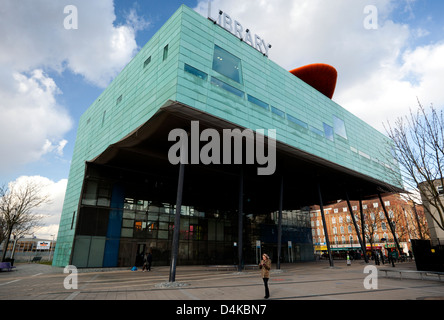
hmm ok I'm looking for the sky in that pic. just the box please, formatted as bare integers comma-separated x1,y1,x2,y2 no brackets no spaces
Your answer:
0,0,443,240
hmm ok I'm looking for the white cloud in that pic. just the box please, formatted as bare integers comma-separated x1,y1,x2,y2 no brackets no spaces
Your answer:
0,0,148,175
196,0,444,132
0,69,72,172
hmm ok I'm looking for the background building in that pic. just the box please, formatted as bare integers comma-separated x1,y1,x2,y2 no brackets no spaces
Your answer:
419,179,444,244
311,194,429,259
53,5,403,268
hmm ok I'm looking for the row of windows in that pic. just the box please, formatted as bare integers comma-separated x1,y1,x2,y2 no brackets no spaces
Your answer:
184,44,349,144
315,234,396,245
311,201,391,217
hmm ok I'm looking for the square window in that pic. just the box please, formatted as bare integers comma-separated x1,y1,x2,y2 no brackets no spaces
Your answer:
212,45,243,84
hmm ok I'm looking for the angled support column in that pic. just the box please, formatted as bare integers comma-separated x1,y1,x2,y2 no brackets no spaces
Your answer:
317,182,334,267
378,192,402,253
345,191,369,263
359,196,367,252
169,131,187,283
169,161,185,282
277,176,283,269
238,167,244,272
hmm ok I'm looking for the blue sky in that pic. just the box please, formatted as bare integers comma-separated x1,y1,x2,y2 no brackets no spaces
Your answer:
0,0,443,238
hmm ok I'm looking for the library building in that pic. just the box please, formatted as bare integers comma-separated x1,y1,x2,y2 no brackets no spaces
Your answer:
53,5,403,269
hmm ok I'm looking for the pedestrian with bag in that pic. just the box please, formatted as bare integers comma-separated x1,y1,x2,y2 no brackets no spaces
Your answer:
259,253,271,299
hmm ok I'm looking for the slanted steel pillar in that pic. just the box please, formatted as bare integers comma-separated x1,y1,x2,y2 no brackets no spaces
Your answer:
317,182,334,267
345,191,369,263
378,192,402,253
359,196,366,252
277,176,284,269
169,161,185,282
169,131,187,283
237,167,244,272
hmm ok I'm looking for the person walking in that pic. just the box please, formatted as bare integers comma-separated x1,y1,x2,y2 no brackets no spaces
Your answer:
259,253,271,299
142,250,153,272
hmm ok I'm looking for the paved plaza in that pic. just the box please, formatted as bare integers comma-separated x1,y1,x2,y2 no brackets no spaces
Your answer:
0,260,443,302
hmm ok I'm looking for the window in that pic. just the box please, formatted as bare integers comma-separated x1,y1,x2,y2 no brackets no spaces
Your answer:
333,115,347,139
212,45,242,83
101,110,106,127
271,106,285,118
143,56,151,68
323,123,334,141
438,185,443,195
310,126,324,137
247,95,269,110
116,94,122,105
348,226,353,233
71,211,76,229
184,64,207,80
210,77,244,97
287,114,308,129
163,44,169,61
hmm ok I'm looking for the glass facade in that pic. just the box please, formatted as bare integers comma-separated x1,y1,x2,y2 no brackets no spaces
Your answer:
71,165,313,267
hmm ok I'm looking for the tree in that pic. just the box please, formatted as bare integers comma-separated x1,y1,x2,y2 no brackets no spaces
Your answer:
0,179,50,261
385,99,444,234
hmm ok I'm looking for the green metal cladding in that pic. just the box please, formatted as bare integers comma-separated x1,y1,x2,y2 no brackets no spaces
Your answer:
53,5,401,267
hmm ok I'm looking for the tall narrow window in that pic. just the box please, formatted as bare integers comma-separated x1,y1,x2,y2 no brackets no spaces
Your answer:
71,211,76,229
101,110,106,127
323,123,334,141
116,94,122,105
163,44,169,61
333,115,347,139
143,56,151,68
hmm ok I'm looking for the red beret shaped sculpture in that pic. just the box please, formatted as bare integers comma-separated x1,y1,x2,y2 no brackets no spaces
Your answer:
289,63,337,99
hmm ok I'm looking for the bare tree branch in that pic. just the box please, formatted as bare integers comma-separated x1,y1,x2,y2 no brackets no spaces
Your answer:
384,99,444,234
0,180,51,261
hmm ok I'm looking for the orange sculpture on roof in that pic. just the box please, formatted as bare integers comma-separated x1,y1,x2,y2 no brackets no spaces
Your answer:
289,63,337,99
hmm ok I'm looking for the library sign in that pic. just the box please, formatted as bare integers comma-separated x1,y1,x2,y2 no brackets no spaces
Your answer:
208,7,271,57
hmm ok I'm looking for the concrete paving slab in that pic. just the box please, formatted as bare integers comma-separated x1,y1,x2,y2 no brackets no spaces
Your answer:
1,260,443,307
